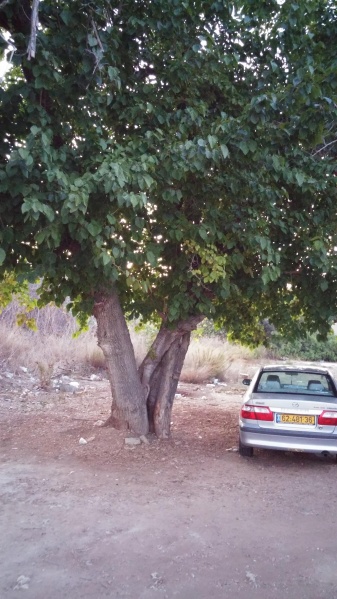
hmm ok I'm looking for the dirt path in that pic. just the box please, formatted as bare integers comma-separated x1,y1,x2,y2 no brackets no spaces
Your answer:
1,379,337,598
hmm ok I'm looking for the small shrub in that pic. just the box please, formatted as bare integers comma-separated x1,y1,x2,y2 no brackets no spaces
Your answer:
181,364,216,384
36,361,54,389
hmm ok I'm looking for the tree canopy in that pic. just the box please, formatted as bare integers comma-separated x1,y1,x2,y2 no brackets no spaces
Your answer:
1,1,337,435
1,0,337,339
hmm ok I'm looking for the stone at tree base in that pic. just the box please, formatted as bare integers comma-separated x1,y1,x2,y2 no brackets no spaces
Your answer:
124,437,141,446
59,381,80,393
14,575,30,590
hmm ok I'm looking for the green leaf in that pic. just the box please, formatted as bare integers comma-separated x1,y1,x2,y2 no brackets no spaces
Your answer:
249,113,259,124
60,10,71,25
108,66,118,80
146,250,156,266
88,34,98,47
259,237,268,250
220,144,229,159
261,271,269,285
0,248,5,265
30,126,40,136
87,222,102,236
207,135,217,149
143,174,154,189
107,214,116,225
272,155,280,170
248,140,257,152
130,194,140,208
35,230,47,244
238,141,249,155
41,132,50,148
18,148,29,160
101,252,111,266
43,205,54,222
114,164,126,187
295,172,305,186
199,227,208,241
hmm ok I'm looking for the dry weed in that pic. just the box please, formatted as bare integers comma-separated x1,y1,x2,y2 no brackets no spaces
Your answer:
181,338,254,383
35,361,54,389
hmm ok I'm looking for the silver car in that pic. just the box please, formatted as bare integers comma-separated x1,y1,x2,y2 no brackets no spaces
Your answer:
239,365,337,457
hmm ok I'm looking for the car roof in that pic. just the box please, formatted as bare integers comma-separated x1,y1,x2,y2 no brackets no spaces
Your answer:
261,364,331,375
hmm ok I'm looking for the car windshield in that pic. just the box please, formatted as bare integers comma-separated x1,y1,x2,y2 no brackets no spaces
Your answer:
255,371,336,397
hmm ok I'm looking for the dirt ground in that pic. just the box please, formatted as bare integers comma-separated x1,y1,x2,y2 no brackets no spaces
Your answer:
1,371,337,599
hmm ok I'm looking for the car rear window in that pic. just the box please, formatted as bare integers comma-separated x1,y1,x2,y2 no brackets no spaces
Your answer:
255,371,336,397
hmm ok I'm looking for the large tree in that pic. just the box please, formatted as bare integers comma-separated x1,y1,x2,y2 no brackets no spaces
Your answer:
1,0,337,437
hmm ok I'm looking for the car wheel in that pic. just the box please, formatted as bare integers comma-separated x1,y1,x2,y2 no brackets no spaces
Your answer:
239,439,254,457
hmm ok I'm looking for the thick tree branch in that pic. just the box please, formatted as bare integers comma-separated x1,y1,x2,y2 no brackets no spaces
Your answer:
138,314,204,395
27,0,40,60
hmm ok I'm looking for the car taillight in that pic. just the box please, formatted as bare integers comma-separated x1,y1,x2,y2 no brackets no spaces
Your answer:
317,411,337,426
241,405,274,421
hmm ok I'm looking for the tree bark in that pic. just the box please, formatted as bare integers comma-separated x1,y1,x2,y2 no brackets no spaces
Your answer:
93,290,149,435
152,332,191,438
139,316,204,438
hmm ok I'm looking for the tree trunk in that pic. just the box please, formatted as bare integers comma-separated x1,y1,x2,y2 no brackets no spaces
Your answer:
139,315,203,391
93,290,149,435
139,316,203,438
152,332,191,438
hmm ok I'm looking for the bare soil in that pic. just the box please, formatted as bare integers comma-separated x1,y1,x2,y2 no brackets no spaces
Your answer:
1,373,337,599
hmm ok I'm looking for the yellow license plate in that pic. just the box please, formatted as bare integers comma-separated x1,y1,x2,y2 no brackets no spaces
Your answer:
277,414,315,425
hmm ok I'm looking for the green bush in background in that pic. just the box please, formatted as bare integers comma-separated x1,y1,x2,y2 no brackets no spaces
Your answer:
194,320,337,363
270,333,337,363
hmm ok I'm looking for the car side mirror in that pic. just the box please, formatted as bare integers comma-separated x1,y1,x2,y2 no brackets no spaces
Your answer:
242,378,252,386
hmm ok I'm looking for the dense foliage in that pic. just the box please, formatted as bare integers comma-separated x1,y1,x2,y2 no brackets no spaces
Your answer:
271,332,337,363
1,0,337,341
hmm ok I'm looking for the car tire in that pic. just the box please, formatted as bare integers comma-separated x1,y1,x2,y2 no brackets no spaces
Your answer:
239,439,254,457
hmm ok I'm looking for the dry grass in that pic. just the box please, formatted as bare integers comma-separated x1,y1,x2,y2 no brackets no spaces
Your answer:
181,338,254,383
0,303,262,385
0,321,105,384
130,328,152,367
0,301,106,388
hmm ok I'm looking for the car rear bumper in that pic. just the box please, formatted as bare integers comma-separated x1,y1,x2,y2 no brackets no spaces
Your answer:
240,425,337,454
